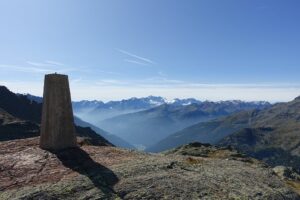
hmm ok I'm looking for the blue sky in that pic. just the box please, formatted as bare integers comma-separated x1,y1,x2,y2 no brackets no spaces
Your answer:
0,0,300,102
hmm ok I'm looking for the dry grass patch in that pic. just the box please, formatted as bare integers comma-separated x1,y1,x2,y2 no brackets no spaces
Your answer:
286,180,300,195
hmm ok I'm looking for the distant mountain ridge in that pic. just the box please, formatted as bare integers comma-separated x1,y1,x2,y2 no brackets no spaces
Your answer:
25,93,270,116
147,96,300,171
73,96,200,111
22,90,272,150
25,94,271,126
219,96,300,171
74,97,270,113
98,101,271,149
146,109,257,152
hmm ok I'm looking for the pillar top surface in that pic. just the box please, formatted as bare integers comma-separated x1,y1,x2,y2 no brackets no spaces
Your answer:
45,73,68,78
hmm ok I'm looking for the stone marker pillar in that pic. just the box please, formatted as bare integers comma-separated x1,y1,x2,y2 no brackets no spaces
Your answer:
40,73,77,150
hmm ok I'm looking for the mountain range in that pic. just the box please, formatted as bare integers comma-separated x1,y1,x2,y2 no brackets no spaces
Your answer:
97,100,271,149
146,109,256,152
147,96,300,172
25,92,271,149
27,94,178,123
1,85,300,198
21,87,300,172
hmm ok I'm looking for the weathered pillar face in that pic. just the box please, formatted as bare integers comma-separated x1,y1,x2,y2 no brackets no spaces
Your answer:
40,74,77,150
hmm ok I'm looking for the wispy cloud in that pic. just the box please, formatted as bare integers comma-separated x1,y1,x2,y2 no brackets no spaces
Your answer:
124,59,149,66
93,69,121,75
70,77,82,84
116,48,156,66
96,79,128,86
0,64,53,73
2,61,119,78
27,60,78,73
56,68,77,73
158,71,167,77
45,60,65,66
0,63,75,74
27,61,55,67
142,76,185,84
71,80,300,102
27,60,65,67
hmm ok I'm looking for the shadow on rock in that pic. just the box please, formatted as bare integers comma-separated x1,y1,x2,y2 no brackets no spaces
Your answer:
53,147,119,196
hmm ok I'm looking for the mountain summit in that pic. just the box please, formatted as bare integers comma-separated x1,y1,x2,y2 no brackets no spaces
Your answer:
0,138,299,199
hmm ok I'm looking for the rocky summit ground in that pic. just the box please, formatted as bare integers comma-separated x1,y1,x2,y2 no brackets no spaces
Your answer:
0,139,300,200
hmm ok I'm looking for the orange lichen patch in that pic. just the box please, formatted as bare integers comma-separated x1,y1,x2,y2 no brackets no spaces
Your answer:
0,137,39,154
81,145,138,166
207,149,234,158
185,157,203,165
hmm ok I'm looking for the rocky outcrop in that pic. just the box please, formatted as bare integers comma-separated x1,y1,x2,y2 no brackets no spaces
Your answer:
0,138,299,199
0,86,42,123
0,108,40,141
273,166,300,181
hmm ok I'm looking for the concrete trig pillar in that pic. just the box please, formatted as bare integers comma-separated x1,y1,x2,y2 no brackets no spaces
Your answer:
40,73,77,150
